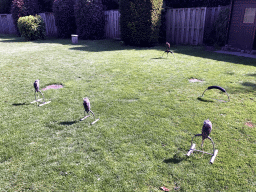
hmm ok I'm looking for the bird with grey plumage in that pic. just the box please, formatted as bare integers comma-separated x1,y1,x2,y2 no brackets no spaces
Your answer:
80,97,99,124
31,79,51,106
83,97,94,117
33,79,44,101
34,79,40,93
201,119,212,150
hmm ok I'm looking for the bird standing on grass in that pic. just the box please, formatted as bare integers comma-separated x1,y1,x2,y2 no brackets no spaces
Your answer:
34,79,40,93
83,97,95,117
201,119,212,149
163,42,174,57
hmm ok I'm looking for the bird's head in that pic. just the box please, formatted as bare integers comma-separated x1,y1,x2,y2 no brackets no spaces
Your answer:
83,97,89,102
204,119,212,127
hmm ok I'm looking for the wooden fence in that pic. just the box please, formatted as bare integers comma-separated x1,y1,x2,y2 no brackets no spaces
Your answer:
0,14,16,34
0,7,228,43
166,6,230,45
0,11,120,38
39,12,57,37
104,10,120,39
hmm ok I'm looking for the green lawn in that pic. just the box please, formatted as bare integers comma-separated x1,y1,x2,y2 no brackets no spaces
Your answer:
0,34,256,191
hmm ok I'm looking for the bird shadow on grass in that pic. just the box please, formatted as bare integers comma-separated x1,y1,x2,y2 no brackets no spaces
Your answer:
197,97,214,102
151,57,166,59
164,152,187,164
164,156,187,164
59,121,78,126
12,102,29,106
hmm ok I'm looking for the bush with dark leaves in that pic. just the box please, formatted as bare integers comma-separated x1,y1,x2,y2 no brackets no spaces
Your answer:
120,0,163,46
74,0,105,40
53,0,76,38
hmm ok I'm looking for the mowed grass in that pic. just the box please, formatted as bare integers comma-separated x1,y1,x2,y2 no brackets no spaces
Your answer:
0,34,256,191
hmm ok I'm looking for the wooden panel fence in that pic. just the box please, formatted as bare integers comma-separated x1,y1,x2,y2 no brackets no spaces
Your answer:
104,10,120,39
0,7,228,43
166,6,230,45
39,12,57,37
166,7,207,45
0,14,16,34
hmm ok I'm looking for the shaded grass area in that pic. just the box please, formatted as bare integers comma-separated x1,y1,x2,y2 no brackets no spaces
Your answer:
0,35,256,191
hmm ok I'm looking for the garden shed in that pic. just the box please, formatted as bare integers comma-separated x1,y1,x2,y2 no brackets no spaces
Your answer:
227,0,256,51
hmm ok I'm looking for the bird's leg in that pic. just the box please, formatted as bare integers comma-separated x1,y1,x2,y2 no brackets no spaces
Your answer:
200,140,204,158
90,110,95,120
38,90,45,103
201,139,204,148
35,91,37,101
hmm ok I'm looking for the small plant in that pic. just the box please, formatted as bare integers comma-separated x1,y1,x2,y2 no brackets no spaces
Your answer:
17,15,46,40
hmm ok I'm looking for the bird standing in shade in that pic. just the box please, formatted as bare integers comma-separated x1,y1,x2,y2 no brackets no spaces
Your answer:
201,119,212,149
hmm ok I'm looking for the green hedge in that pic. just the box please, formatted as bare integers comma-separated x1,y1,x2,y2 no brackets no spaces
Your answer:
17,15,46,41
74,0,105,40
120,0,163,46
53,0,76,38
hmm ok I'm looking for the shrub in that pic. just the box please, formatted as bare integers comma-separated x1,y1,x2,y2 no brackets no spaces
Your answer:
17,15,46,40
53,0,76,38
11,0,39,35
120,0,163,46
214,8,230,46
74,0,105,40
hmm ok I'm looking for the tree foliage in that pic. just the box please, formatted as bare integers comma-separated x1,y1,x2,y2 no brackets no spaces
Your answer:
120,0,163,46
11,0,39,35
74,0,105,40
102,0,119,10
38,0,54,12
53,0,76,38
0,0,12,14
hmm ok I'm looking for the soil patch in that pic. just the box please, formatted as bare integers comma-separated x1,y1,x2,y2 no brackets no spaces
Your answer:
42,84,63,91
189,79,203,83
245,122,254,128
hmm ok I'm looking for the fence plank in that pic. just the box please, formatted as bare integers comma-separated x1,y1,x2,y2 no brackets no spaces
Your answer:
104,10,120,39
